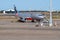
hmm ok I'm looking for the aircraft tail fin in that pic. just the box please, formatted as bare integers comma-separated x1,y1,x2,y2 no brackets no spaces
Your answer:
14,5,18,16
14,5,17,13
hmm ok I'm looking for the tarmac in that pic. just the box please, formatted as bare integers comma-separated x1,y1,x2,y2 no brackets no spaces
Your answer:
0,19,60,40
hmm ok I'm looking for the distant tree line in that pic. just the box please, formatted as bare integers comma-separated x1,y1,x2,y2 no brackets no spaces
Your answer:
0,10,60,13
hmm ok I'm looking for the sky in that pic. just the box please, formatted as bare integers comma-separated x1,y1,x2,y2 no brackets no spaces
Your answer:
0,0,60,11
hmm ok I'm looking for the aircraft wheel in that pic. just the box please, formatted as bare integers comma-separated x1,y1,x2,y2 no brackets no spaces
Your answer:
31,20,35,22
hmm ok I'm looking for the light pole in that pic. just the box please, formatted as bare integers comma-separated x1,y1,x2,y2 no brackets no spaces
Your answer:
49,0,53,26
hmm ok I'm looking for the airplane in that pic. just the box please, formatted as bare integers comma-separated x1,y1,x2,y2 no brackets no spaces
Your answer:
14,5,48,26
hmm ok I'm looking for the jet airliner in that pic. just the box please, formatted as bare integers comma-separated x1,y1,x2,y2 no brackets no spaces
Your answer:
14,5,46,23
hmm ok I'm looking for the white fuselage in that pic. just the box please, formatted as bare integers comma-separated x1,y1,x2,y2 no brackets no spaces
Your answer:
16,13,45,22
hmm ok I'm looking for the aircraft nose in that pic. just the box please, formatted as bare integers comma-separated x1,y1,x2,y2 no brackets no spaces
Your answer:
38,16,44,18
